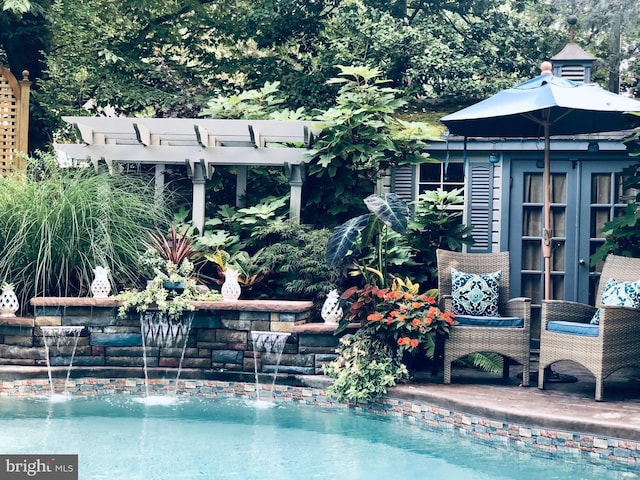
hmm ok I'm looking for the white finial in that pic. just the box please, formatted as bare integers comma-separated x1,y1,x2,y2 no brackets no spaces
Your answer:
540,61,553,75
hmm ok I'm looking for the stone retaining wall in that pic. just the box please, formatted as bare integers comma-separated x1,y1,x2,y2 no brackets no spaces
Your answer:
0,298,348,376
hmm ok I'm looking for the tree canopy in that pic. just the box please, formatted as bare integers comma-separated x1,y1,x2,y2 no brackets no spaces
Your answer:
1,0,639,151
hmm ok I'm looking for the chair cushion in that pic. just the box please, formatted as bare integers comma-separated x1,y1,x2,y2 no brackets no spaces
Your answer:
548,320,599,337
454,314,523,327
590,278,640,325
451,268,501,316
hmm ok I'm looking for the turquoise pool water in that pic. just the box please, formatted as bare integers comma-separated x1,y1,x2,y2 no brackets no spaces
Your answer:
0,395,635,480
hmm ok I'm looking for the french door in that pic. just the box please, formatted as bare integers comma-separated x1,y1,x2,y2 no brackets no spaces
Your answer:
509,158,634,307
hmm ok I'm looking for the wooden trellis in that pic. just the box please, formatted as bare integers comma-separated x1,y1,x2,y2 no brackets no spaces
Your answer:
0,67,31,175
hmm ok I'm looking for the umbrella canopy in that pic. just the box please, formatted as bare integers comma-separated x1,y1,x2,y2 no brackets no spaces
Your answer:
441,65,640,300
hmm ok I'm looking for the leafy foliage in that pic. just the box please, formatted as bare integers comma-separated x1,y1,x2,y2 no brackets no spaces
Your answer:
323,328,409,403
406,188,475,286
325,192,411,285
4,0,640,154
304,66,436,226
362,278,455,358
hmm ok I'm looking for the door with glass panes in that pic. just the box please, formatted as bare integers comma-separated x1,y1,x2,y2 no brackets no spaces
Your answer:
509,158,635,308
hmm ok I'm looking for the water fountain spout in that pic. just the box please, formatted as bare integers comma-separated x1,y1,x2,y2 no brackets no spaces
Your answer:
250,330,291,405
40,326,84,399
139,311,194,403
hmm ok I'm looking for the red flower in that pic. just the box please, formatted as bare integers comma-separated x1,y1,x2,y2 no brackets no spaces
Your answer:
410,339,419,348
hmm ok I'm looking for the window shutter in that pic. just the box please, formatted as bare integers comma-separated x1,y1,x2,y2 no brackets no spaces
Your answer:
391,165,415,203
468,164,493,253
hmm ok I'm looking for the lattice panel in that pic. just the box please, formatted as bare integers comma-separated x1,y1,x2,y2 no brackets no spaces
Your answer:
0,71,17,175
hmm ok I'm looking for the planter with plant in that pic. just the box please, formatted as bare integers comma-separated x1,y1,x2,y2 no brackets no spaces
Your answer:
116,226,220,321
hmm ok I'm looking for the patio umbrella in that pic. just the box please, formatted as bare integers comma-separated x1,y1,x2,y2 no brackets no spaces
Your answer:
441,63,640,300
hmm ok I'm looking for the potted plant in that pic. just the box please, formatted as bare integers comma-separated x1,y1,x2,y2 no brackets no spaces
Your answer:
116,226,220,321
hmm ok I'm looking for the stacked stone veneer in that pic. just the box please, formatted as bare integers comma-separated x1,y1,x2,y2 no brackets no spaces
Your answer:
0,298,346,376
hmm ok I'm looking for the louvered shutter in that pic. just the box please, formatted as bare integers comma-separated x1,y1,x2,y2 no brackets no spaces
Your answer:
391,164,415,203
468,164,493,252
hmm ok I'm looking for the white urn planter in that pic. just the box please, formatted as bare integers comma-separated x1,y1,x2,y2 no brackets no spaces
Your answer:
0,283,19,317
321,289,343,325
221,269,241,301
91,266,111,298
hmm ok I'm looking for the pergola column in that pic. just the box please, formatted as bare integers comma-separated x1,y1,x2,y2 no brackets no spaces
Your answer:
286,163,304,223
188,160,207,233
236,165,247,208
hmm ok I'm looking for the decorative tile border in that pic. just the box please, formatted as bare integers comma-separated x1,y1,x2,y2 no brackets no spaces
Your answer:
1,377,638,471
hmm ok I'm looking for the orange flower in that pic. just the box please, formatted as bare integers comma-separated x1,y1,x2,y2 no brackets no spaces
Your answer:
411,319,421,326
399,304,408,312
423,317,432,325
403,293,412,300
389,310,399,317
367,313,384,322
411,302,422,309
396,314,406,322
397,337,410,346
410,339,419,348
426,296,436,304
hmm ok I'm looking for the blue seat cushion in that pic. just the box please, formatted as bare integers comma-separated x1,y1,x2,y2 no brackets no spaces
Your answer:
455,315,523,327
547,320,599,337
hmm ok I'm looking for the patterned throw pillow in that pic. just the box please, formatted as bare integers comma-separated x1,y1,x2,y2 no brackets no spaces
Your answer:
451,268,501,317
590,278,640,325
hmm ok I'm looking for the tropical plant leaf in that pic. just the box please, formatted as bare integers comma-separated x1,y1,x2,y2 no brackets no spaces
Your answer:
467,352,503,373
363,193,410,233
325,214,370,268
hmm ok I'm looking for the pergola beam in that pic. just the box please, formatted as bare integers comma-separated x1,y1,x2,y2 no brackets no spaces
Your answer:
55,144,309,166
54,117,320,228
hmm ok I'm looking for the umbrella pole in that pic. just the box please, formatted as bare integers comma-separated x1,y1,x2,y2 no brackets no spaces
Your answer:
542,123,552,300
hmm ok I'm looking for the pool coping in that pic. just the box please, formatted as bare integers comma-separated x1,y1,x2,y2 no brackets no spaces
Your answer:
0,367,638,470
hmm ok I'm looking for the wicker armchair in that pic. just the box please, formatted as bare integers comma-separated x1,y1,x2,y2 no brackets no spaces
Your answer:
538,254,640,401
436,249,531,385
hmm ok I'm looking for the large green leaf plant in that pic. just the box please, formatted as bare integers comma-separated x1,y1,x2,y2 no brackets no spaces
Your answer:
325,192,413,331
304,65,439,227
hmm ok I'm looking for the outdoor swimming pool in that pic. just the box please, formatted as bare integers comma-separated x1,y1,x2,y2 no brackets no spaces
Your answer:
0,394,635,480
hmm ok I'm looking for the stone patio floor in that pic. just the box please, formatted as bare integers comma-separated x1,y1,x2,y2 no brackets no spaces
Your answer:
390,359,640,442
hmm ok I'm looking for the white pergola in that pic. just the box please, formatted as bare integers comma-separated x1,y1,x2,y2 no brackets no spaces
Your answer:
54,117,317,232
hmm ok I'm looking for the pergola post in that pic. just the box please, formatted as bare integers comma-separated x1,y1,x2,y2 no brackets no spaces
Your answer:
287,163,304,223
236,165,247,208
154,163,165,203
191,161,206,234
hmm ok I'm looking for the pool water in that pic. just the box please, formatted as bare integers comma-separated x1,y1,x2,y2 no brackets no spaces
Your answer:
0,396,635,480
